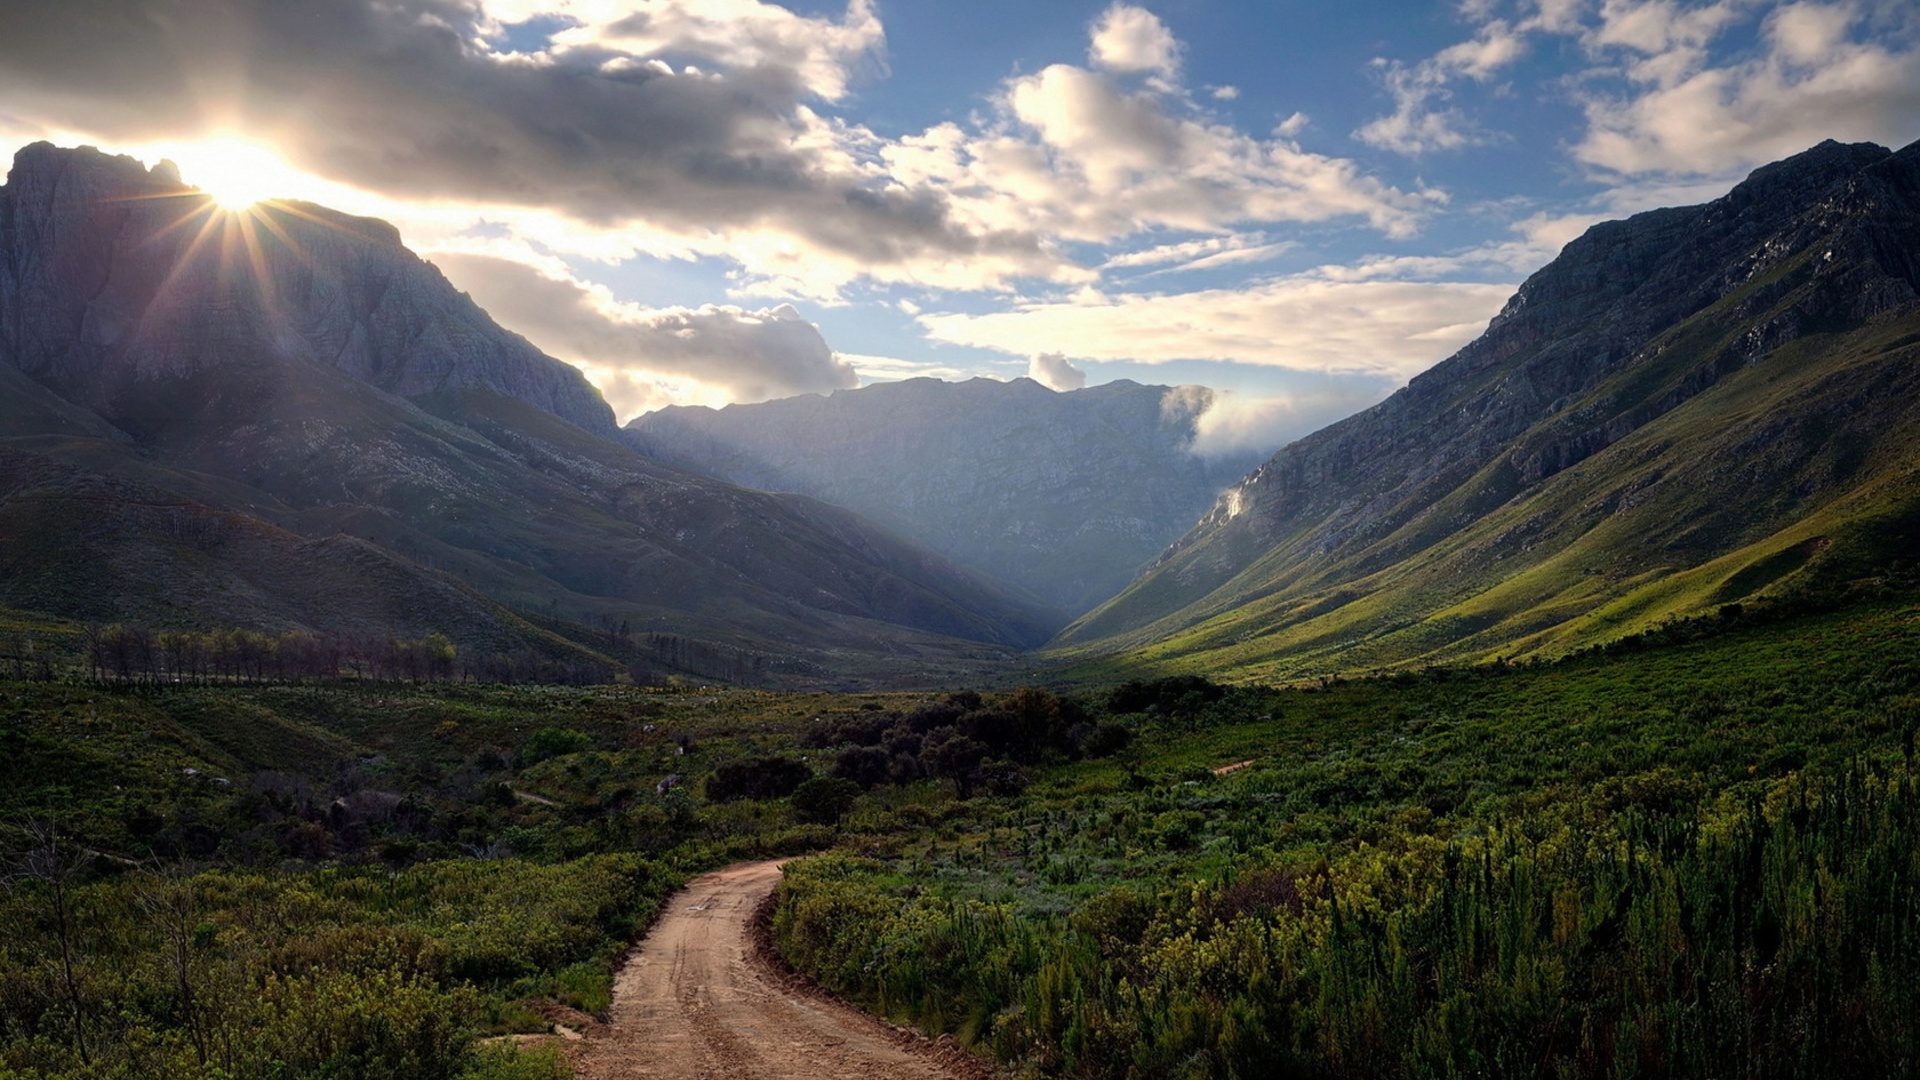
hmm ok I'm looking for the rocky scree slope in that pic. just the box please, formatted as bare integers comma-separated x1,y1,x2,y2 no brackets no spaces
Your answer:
626,377,1260,615
1053,138,1920,678
0,143,1056,685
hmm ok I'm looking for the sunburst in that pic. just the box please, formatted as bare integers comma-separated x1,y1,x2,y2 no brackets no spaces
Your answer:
163,137,307,211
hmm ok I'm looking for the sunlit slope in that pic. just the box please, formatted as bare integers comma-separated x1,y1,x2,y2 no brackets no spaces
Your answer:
1049,138,1920,680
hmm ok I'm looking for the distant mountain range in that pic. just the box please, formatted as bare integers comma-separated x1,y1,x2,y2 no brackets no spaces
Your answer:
626,378,1259,615
0,142,1057,687
1051,139,1920,680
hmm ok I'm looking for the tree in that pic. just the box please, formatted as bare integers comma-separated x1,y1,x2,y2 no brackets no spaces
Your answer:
790,777,861,825
6,818,94,1064
920,732,987,798
705,756,813,802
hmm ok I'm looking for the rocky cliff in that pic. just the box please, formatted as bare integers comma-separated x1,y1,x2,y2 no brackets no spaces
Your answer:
1054,138,1920,678
626,377,1260,615
0,142,616,435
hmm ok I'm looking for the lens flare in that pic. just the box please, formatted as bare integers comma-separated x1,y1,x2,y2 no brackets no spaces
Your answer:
168,138,302,210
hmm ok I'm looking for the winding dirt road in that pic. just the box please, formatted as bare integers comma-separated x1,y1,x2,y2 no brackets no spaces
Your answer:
571,859,985,1080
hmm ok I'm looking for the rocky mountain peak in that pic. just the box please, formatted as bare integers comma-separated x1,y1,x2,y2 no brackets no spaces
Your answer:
0,141,616,436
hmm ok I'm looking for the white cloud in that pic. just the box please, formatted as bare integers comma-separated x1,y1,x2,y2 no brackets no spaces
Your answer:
1028,352,1087,390
430,252,856,418
1573,0,1920,177
884,62,1442,249
1361,0,1920,178
1171,386,1390,459
1210,84,1241,100
843,352,979,384
1273,111,1310,137
536,0,886,101
919,274,1513,381
1100,232,1293,273
1089,4,1180,80
1355,20,1527,154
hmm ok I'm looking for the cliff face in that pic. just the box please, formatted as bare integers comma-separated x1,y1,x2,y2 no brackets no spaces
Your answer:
1055,139,1920,677
0,142,616,435
626,377,1260,615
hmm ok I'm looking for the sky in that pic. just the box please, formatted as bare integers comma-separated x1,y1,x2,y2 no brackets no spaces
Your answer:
1,0,1917,456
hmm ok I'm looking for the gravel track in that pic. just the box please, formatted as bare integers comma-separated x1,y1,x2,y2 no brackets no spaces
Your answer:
571,859,990,1080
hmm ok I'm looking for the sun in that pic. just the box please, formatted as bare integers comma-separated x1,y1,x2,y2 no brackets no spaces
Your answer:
168,137,305,211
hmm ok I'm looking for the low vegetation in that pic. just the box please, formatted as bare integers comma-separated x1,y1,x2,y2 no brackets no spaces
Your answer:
2,596,1917,1078
775,599,1920,1079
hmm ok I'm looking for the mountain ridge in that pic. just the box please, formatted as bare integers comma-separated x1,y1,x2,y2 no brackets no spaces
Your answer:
1051,138,1920,678
625,375,1261,614
0,142,1058,687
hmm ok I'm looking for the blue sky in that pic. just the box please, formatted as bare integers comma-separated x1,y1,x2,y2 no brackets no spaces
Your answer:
1,0,1916,453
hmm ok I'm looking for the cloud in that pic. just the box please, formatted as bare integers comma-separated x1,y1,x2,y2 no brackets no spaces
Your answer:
1089,4,1181,81
1355,20,1527,154
0,0,1065,295
1573,0,1920,177
1358,0,1920,176
542,0,886,101
884,63,1442,248
919,274,1513,381
843,352,981,383
1027,352,1087,391
431,252,856,417
0,0,1449,299
1101,232,1294,274
1164,384,1392,459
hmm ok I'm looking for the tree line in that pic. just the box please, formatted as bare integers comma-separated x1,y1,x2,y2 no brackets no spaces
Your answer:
77,623,607,686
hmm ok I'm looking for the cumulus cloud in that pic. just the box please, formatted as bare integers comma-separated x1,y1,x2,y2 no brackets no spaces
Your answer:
432,252,856,416
1027,352,1087,391
1573,0,1920,177
883,63,1442,248
538,0,886,101
918,275,1513,381
1089,4,1180,81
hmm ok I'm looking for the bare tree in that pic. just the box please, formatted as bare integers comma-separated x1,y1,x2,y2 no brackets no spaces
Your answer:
5,818,95,1064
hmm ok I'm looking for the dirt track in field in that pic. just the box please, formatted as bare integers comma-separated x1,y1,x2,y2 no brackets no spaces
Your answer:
569,859,993,1080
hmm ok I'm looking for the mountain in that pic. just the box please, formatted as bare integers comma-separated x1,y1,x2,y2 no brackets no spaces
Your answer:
625,377,1260,615
1050,138,1920,680
0,142,1058,686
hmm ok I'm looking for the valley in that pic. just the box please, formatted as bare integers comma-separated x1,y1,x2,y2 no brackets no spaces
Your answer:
2,125,1919,1080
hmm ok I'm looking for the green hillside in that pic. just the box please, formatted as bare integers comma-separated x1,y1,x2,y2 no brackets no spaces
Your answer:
1047,140,1920,682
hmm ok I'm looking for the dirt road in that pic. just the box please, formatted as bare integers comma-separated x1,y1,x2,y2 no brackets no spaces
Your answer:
571,859,984,1080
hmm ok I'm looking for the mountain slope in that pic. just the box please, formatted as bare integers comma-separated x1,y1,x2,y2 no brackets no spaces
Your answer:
626,377,1258,614
0,143,1057,686
1051,138,1920,679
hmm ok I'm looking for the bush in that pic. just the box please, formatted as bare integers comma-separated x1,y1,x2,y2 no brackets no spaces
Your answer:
1081,721,1133,758
521,728,591,765
790,777,861,825
704,756,813,802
